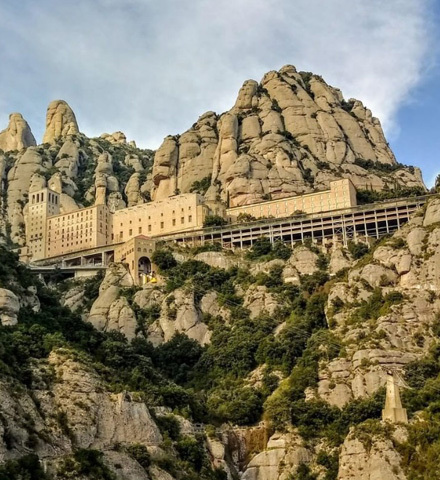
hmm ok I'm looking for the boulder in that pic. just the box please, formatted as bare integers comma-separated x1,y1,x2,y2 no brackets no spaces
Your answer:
0,288,20,326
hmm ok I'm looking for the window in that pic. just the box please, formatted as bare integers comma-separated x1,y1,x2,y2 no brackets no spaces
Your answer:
188,215,192,222
172,219,176,226
138,227,142,234
181,217,184,224
160,222,164,228
148,225,151,232
129,229,132,236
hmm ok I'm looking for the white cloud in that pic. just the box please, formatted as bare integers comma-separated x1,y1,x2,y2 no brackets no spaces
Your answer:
0,0,434,148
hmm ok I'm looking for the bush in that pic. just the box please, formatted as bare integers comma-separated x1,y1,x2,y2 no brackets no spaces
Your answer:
207,381,263,425
203,215,227,227
152,249,177,271
124,444,151,470
246,236,272,259
176,435,206,471
237,213,257,223
190,176,212,195
347,241,369,259
155,414,181,441
356,186,425,205
0,454,49,480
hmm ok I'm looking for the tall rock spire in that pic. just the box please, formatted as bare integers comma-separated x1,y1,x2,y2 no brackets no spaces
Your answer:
42,100,79,144
0,113,36,152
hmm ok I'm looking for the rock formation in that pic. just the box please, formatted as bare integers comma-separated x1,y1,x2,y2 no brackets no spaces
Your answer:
42,100,79,144
151,65,425,206
0,113,36,152
0,288,20,325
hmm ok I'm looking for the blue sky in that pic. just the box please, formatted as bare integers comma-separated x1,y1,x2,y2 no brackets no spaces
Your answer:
0,0,438,186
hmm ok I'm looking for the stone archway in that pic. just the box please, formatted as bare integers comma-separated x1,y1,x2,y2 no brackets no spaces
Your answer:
138,256,152,275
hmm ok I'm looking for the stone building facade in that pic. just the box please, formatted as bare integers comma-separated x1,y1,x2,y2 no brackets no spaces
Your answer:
24,180,357,263
26,188,60,260
227,179,357,221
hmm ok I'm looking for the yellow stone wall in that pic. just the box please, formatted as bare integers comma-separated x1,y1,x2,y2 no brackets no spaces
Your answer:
226,179,357,221
26,188,60,260
112,193,209,243
114,236,157,285
46,204,111,258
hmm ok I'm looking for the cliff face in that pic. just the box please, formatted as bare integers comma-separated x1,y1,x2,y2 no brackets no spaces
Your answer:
150,65,424,206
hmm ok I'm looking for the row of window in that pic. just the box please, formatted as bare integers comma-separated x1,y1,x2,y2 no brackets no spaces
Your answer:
31,191,59,204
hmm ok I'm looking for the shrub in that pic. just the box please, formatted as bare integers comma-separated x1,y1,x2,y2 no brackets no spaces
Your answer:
190,176,212,195
176,435,206,471
0,454,49,480
203,215,227,227
237,213,257,224
272,241,292,260
207,381,263,425
124,444,151,470
246,236,272,259
347,241,369,259
152,249,177,271
155,414,181,441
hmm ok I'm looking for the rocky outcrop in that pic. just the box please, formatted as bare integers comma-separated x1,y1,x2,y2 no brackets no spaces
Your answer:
148,289,211,345
338,428,406,480
46,350,162,449
151,112,218,201
244,285,280,319
7,147,47,243
319,201,440,407
100,131,127,145
87,264,135,337
194,251,240,270
282,246,318,283
151,66,424,206
0,348,163,463
0,288,20,325
42,100,79,144
242,432,312,480
0,113,36,152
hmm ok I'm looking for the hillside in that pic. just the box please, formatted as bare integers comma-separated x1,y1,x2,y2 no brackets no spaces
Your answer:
1,196,440,478
0,67,438,480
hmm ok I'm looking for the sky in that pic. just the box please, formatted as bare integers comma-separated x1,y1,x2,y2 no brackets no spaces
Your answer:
0,0,439,185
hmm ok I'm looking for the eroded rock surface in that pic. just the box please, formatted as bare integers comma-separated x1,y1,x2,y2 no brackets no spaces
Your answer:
0,113,36,152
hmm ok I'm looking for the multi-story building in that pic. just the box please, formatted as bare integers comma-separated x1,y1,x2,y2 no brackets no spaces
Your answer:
227,179,357,221
112,193,220,244
26,188,60,260
24,180,357,267
46,204,112,258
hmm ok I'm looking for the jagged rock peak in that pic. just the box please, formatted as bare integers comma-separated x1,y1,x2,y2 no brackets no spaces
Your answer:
0,112,36,152
42,99,79,144
100,131,127,145
151,64,424,205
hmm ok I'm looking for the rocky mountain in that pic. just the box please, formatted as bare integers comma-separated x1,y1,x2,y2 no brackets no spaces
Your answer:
0,66,439,480
150,65,424,206
0,65,426,248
